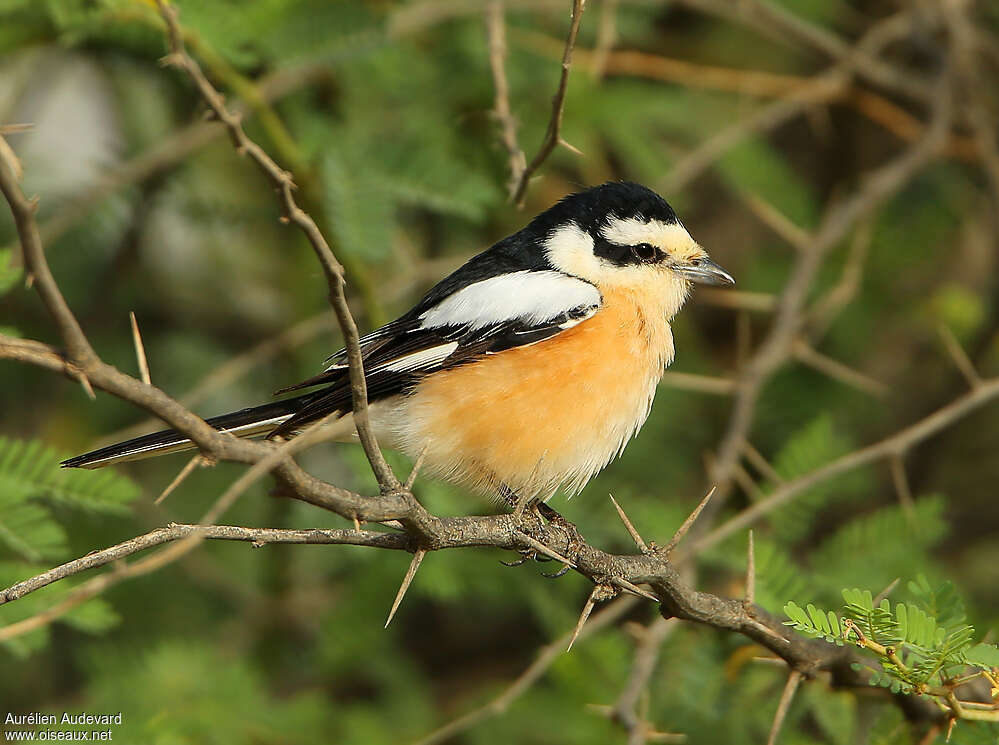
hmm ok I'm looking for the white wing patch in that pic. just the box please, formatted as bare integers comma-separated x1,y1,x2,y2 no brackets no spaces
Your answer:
381,342,460,372
418,271,600,331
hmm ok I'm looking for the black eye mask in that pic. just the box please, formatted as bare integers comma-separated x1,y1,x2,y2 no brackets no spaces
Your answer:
593,237,665,266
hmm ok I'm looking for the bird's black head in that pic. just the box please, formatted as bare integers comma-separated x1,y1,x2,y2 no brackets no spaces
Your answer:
415,182,732,314
525,181,680,239
519,181,734,289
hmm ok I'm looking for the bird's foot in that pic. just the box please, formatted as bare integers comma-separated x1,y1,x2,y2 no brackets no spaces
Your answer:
535,502,584,577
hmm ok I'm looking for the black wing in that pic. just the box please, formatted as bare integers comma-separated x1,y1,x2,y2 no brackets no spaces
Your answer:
268,269,601,437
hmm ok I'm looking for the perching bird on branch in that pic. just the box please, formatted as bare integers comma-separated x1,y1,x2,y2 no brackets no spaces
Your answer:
63,182,734,502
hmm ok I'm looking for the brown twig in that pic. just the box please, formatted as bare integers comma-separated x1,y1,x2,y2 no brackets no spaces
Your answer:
792,340,889,397
510,0,587,206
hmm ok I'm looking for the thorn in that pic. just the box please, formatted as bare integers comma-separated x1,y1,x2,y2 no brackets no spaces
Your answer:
609,494,648,552
0,122,34,135
662,486,716,554
889,454,915,517
945,716,956,742
646,731,687,744
748,618,790,645
514,532,575,568
751,655,789,667
586,703,614,717
385,549,425,628
741,440,783,484
609,576,658,602
938,324,981,390
352,515,361,532
129,311,151,385
558,137,584,156
278,215,290,224
745,530,756,605
77,371,96,400
567,584,608,651
767,670,802,745
25,271,36,289
872,577,901,606
155,454,203,505
405,444,430,490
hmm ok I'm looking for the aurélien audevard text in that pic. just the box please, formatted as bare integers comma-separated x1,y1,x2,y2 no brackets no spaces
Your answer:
5,713,123,726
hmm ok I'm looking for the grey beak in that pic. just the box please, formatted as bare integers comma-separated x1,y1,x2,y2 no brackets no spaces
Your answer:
677,258,735,286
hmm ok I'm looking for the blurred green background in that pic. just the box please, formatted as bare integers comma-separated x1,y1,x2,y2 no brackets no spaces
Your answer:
1,1,998,743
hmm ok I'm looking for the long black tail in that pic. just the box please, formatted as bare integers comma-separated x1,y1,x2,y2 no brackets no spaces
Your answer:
61,393,321,470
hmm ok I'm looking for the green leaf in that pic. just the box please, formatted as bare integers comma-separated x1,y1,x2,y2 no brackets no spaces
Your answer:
0,437,140,516
807,603,831,635
0,561,121,657
63,597,120,634
784,600,811,629
320,143,395,261
765,415,854,541
0,493,67,561
965,643,999,669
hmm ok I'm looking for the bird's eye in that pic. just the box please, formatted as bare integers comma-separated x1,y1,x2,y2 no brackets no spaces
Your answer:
631,243,659,263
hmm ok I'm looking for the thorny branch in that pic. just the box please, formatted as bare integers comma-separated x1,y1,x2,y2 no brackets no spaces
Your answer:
2,0,999,743
154,0,399,492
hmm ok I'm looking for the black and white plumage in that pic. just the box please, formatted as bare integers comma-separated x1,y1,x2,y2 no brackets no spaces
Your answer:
63,182,734,501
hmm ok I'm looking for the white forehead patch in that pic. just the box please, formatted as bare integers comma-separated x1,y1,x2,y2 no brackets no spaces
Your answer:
600,215,695,252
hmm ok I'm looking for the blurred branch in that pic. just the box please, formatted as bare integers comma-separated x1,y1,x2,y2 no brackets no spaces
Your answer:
154,0,399,491
519,22,978,163
704,69,953,513
689,374,999,556
659,371,735,396
675,0,932,103
486,1,528,200
511,0,587,206
602,617,680,744
0,135,97,367
413,596,639,745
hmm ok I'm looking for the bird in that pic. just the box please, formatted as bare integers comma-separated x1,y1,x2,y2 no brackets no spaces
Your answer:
62,182,734,505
